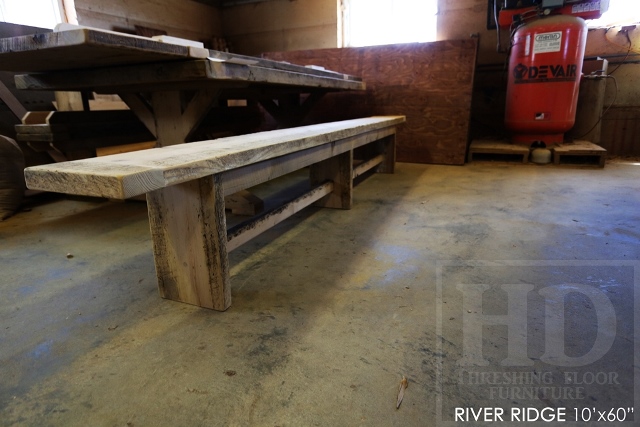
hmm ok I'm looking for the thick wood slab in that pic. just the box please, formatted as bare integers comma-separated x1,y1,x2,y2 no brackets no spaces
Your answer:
0,28,206,72
206,50,362,82
0,27,363,83
147,174,231,310
24,116,405,199
14,59,365,93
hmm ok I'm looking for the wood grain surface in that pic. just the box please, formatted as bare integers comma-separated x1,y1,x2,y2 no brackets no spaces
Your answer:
263,40,478,165
0,28,204,72
24,116,405,199
147,174,231,310
13,59,365,93
0,27,363,87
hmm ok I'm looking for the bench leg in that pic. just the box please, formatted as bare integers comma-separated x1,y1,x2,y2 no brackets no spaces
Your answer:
146,174,231,311
354,133,396,175
377,133,396,174
310,149,353,209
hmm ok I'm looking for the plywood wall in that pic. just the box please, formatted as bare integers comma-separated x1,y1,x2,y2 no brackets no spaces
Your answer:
265,39,478,165
74,0,223,42
437,0,505,65
222,0,338,56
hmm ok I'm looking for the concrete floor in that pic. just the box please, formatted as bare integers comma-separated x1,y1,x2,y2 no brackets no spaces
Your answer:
1,161,638,426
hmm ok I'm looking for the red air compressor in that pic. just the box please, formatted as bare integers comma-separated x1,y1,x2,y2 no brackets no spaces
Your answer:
498,0,607,148
505,15,588,146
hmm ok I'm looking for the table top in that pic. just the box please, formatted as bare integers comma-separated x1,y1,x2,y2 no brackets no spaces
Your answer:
0,27,364,93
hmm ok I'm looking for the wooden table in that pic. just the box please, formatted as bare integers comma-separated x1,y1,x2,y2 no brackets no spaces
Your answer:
0,27,364,147
0,27,365,212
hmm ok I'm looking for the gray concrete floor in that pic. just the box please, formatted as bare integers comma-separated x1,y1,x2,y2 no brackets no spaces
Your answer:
1,162,638,426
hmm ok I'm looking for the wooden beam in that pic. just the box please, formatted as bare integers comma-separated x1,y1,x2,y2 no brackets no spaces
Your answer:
54,91,85,111
21,111,52,125
150,91,185,147
208,50,363,82
224,190,264,216
0,80,27,119
352,154,384,179
377,134,396,174
310,150,353,209
14,59,365,93
147,173,231,310
257,92,325,128
227,181,333,252
0,28,204,72
119,93,157,137
181,89,220,141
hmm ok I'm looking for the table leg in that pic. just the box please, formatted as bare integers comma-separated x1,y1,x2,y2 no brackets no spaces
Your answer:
258,92,325,128
120,90,221,146
150,91,185,147
147,173,231,311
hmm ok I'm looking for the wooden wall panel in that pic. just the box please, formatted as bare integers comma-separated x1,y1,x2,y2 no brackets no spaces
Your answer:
224,24,337,56
437,0,505,65
264,39,478,165
74,0,222,42
600,107,640,157
222,0,337,56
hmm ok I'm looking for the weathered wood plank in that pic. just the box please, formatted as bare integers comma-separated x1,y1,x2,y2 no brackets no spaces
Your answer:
206,50,362,82
377,134,396,174
14,59,365,93
41,109,142,124
21,111,51,125
310,150,353,209
221,126,396,196
180,89,220,141
352,154,384,179
0,80,27,119
226,181,333,252
147,173,231,311
119,93,157,137
54,91,85,112
0,28,200,72
24,116,405,199
150,91,185,147
224,190,264,216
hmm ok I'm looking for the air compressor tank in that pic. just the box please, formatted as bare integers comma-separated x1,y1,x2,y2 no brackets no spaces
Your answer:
505,15,588,147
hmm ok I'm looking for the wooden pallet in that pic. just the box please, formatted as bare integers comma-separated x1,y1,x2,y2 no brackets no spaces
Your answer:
552,141,606,168
468,140,530,163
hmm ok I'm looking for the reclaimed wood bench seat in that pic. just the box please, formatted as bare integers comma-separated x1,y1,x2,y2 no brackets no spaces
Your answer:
24,116,405,310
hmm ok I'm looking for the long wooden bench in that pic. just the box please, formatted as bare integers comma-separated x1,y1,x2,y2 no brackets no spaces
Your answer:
24,116,405,310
